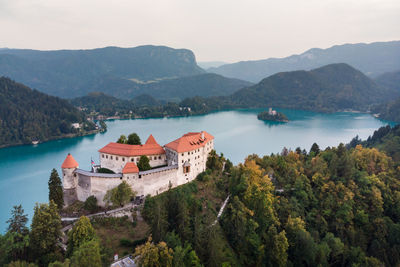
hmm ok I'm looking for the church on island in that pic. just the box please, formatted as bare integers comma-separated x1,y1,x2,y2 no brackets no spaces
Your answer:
61,131,214,207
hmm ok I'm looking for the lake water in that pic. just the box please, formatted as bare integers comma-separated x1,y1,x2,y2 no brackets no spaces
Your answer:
0,108,395,232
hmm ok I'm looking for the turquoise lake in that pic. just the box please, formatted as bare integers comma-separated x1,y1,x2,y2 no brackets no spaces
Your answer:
0,108,395,232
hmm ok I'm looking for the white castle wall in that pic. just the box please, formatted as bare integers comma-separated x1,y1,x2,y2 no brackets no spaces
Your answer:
63,135,214,208
90,176,124,206
99,153,167,173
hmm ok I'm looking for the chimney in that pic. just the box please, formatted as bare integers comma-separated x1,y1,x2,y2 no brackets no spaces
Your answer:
201,131,205,140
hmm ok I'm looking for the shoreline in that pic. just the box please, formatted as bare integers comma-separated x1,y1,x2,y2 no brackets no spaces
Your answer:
0,129,103,150
1,108,396,150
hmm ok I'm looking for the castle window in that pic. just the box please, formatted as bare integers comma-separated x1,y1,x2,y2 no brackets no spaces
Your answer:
122,157,125,161
131,158,134,162
182,160,184,163
106,155,108,159
120,177,122,180
111,156,113,160
182,153,184,156
116,157,119,160
102,154,104,158
74,174,76,177
139,175,142,179
159,156,161,159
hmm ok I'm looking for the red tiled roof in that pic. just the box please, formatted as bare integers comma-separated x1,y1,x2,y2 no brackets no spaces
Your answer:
122,162,139,173
61,153,79,168
145,134,158,145
99,135,165,157
164,131,214,153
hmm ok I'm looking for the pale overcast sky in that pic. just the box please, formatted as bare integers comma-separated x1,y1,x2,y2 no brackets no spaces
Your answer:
0,0,399,62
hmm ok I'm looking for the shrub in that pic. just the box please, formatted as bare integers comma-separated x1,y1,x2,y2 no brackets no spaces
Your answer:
83,196,98,213
97,168,115,174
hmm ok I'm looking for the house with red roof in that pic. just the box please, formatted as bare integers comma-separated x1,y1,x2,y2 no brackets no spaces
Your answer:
61,131,214,207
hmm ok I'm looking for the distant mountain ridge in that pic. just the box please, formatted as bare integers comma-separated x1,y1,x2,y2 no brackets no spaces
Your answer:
121,73,253,102
208,41,400,82
0,45,204,98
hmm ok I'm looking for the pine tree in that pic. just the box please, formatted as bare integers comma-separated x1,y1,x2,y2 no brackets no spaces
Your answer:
48,169,64,210
6,205,28,234
29,200,62,259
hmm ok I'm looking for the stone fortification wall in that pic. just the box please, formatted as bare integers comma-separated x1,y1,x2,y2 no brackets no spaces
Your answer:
62,168,77,189
74,169,123,206
131,165,179,197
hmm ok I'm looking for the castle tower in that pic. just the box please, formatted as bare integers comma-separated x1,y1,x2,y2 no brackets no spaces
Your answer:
61,153,79,205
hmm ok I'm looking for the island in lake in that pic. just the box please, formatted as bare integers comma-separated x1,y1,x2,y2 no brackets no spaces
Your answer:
257,108,289,122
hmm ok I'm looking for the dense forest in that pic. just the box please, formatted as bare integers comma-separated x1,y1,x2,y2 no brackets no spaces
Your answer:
0,77,97,147
140,125,400,266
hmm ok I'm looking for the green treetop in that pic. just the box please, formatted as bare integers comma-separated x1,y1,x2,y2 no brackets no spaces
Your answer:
127,133,141,145
69,216,96,251
29,200,62,259
48,169,64,210
103,181,135,207
138,155,151,171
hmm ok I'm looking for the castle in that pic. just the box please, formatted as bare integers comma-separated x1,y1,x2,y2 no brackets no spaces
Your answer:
61,131,214,207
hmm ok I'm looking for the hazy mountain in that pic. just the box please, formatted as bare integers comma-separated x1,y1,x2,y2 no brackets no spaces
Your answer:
0,77,95,147
230,63,398,112
197,61,228,69
208,41,400,82
121,73,253,102
0,45,204,98
374,70,400,92
371,97,400,122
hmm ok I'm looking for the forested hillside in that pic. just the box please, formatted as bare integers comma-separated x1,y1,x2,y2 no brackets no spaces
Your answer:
0,45,204,98
0,77,96,147
370,97,400,122
121,73,252,102
374,70,400,92
208,41,400,82
140,128,400,266
230,63,397,112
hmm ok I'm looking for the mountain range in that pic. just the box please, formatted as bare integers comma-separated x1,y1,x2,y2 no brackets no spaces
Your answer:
208,41,400,82
0,45,204,98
